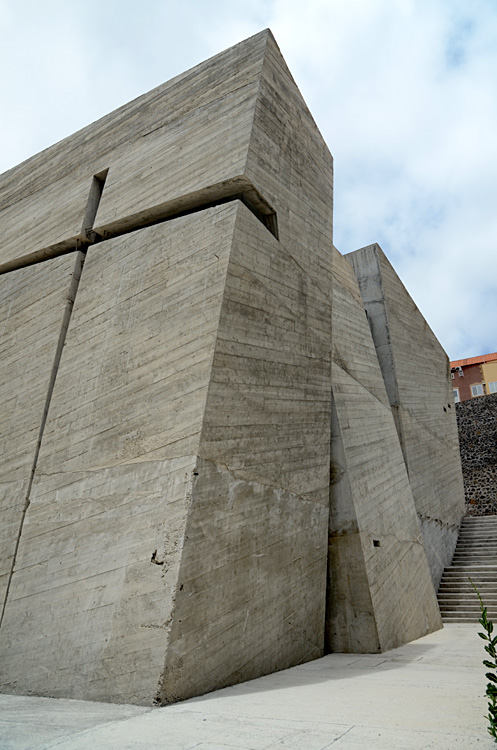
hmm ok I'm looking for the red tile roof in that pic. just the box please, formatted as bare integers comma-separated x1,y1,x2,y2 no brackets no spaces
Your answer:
450,352,497,368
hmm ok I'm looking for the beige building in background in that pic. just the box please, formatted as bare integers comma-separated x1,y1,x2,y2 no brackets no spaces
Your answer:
482,360,497,395
0,30,465,705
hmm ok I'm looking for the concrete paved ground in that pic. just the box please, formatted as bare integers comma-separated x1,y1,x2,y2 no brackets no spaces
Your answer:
0,623,493,749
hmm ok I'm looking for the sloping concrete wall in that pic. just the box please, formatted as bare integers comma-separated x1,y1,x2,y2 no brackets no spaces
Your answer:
159,201,331,703
0,254,83,615
0,206,237,703
0,31,334,705
328,249,441,653
0,31,270,271
346,244,465,587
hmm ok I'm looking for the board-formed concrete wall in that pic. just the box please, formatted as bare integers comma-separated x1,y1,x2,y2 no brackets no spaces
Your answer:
0,30,334,705
346,244,465,588
328,249,441,653
0,30,463,705
0,254,84,614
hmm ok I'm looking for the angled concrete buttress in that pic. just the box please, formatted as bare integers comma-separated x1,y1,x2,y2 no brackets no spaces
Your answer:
0,30,334,705
328,249,442,652
346,245,465,589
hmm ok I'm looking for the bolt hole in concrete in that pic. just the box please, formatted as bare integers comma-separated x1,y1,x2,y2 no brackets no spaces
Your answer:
373,539,381,547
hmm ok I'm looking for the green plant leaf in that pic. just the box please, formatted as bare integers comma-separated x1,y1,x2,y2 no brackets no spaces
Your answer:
472,581,497,739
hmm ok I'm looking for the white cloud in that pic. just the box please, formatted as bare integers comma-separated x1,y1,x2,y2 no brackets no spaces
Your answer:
263,0,497,359
0,0,496,359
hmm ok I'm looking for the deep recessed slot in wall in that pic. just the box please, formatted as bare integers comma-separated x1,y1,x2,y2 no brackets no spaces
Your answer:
81,169,109,240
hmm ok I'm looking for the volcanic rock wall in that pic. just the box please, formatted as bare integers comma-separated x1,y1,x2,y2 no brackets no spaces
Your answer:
456,394,497,516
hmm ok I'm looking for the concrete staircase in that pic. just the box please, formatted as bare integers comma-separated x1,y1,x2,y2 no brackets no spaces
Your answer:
438,515,497,622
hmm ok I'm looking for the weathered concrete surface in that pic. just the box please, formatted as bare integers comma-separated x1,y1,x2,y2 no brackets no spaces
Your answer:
0,254,84,615
347,244,465,588
158,202,331,703
0,205,239,704
154,30,335,696
1,30,314,275
0,201,332,703
419,516,460,588
0,27,333,703
0,624,488,750
328,249,441,653
0,32,273,271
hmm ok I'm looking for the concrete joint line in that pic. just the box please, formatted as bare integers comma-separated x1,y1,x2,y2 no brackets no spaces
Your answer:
0,176,278,276
0,250,86,629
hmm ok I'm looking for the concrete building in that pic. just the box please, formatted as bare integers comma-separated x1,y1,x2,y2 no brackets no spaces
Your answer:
0,30,465,706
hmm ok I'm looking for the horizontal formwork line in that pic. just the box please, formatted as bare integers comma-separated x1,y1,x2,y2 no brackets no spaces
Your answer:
0,177,278,275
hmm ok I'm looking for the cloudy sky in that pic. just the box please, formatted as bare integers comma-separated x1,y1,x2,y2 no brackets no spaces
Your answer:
1,0,495,360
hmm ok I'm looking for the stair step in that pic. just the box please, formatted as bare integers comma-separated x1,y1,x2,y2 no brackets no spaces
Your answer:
441,580,497,584
457,544,497,547
438,596,497,603
442,568,497,573
440,612,496,617
439,579,497,584
456,540,497,544
437,517,497,619
438,583,497,596
461,516,497,520
453,549,497,553
439,602,497,610
461,527,497,530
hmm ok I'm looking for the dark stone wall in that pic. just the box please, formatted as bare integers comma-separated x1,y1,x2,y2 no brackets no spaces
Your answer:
456,393,497,515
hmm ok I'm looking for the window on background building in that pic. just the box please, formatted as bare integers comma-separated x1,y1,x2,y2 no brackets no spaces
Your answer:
453,388,460,403
489,381,497,394
451,372,455,379
459,369,464,377
471,383,484,397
